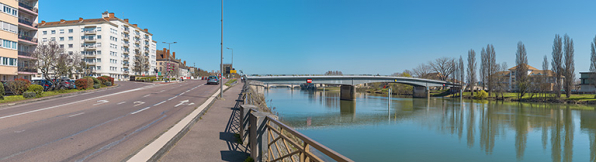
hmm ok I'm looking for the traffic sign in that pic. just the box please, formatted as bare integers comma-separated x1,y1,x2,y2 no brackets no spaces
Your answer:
230,70,237,74
307,79,312,83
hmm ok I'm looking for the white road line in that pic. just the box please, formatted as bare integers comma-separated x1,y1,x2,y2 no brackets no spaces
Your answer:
131,107,151,115
143,94,150,98
153,101,166,106
174,100,189,107
0,86,150,120
69,112,85,117
133,101,145,107
117,102,126,105
158,90,165,93
168,96,177,101
93,100,109,106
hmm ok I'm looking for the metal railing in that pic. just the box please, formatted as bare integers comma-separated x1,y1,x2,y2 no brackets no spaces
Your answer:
18,2,38,13
18,51,34,57
240,82,353,162
18,18,37,28
18,66,37,73
18,35,37,42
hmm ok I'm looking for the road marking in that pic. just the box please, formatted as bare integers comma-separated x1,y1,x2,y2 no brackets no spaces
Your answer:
174,100,189,107
14,130,25,133
131,106,151,115
154,101,166,106
133,101,145,107
168,96,177,101
0,86,151,120
159,90,165,93
93,100,109,106
117,102,126,105
69,112,85,117
143,94,151,98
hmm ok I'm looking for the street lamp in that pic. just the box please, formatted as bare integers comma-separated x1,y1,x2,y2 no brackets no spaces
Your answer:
220,0,223,99
162,42,177,82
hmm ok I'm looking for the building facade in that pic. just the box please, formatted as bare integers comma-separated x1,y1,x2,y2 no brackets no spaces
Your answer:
497,64,560,91
156,48,180,78
38,11,156,80
0,0,38,81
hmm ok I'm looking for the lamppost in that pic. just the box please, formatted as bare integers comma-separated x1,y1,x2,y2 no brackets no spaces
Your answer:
162,42,177,82
220,0,223,99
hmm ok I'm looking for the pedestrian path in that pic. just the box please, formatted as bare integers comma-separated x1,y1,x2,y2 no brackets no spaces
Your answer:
160,84,248,162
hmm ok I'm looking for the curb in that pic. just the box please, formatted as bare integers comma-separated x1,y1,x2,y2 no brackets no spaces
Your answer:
0,84,122,108
126,84,236,162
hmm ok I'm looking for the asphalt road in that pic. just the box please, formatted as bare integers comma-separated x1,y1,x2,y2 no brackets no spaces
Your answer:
0,80,222,162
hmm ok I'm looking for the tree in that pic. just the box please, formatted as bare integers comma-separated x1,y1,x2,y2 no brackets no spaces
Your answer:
552,34,563,99
563,34,575,98
467,49,477,96
32,41,80,90
480,48,487,91
134,55,149,76
459,56,465,93
494,63,509,100
412,64,432,78
591,35,596,98
487,44,497,97
515,42,529,99
542,55,549,101
429,57,455,81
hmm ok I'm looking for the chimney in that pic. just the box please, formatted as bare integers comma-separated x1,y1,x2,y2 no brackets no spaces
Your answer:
144,28,148,32
41,20,46,24
184,61,186,66
173,52,176,58
109,13,115,18
124,19,129,23
133,24,138,27
79,17,83,21
60,19,65,23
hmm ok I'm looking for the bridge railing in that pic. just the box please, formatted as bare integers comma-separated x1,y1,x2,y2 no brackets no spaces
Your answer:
240,82,353,162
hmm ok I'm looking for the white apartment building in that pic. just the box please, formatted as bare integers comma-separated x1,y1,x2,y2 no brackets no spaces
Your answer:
38,11,156,80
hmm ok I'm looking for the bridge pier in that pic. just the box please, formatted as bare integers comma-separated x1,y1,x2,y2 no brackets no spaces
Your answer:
413,86,429,98
340,85,356,101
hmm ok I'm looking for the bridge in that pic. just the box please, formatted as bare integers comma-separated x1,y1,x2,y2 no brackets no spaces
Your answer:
245,75,459,100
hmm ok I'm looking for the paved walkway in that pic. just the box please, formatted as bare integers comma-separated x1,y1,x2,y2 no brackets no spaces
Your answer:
160,84,249,162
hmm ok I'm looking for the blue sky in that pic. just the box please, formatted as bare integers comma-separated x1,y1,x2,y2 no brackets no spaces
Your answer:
40,0,596,75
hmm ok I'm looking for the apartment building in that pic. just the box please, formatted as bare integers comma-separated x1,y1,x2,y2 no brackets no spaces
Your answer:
0,0,38,80
156,48,181,78
38,11,156,80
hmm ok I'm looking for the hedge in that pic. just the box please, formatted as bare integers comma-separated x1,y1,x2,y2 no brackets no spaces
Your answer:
7,78,31,95
0,82,4,100
28,84,44,97
23,92,36,98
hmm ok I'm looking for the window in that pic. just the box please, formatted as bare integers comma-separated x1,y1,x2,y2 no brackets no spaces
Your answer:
51,30,56,34
97,51,101,55
51,37,55,41
97,27,102,31
1,39,17,50
68,29,73,33
68,44,73,48
68,36,73,41
59,44,64,48
97,35,102,39
59,29,64,34
43,31,47,35
68,51,73,55
1,3,17,17
42,38,47,42
97,66,101,70
0,21,17,34
59,37,64,41
96,58,101,62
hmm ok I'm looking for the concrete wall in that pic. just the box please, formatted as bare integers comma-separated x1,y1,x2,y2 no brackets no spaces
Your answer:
413,86,428,98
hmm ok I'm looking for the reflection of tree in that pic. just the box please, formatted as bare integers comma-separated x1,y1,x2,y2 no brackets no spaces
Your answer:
580,111,596,162
563,108,574,162
467,101,475,148
551,109,563,162
515,104,528,160
480,102,498,154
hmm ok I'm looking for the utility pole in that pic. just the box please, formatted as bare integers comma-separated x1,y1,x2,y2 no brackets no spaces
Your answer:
162,42,177,82
220,0,224,99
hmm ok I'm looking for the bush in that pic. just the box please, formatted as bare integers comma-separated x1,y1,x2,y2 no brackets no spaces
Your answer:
93,84,100,89
75,79,88,90
0,82,4,100
28,84,44,97
97,77,108,85
475,90,488,99
105,82,112,86
86,78,94,89
7,78,31,95
23,92,36,98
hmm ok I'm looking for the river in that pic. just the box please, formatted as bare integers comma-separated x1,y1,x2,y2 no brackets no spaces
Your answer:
262,88,596,162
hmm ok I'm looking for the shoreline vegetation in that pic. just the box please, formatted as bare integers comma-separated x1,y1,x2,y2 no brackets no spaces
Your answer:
315,86,596,107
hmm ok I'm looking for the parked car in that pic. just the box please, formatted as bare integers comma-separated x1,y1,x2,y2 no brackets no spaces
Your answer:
32,79,53,91
207,76,219,85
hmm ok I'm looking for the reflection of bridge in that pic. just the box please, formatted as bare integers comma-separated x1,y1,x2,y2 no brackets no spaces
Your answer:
246,75,459,100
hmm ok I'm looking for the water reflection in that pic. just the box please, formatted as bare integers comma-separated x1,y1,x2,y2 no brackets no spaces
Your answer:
265,88,596,161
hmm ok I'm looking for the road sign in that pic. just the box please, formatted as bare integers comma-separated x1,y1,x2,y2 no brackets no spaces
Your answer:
230,70,237,74
158,72,161,76
307,79,312,83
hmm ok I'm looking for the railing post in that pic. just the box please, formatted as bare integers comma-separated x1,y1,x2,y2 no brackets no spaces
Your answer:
249,111,269,162
240,105,256,145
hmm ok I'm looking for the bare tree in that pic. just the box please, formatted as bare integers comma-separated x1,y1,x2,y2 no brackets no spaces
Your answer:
412,64,432,78
467,49,477,96
429,57,455,81
134,55,149,76
542,55,549,101
552,34,563,99
563,34,575,98
459,56,465,94
515,41,529,99
591,36,596,98
32,41,82,90
480,48,487,91
487,44,497,97
494,63,508,100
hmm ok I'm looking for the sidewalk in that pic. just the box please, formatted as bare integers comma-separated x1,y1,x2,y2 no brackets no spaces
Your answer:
159,84,249,162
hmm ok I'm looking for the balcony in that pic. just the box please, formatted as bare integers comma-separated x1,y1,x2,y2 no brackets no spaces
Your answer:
83,53,96,57
18,51,37,59
84,30,97,35
18,66,37,74
83,37,97,42
18,2,38,15
18,35,38,45
82,44,100,50
18,18,38,29
123,28,130,33
123,36,129,41
85,62,97,66
123,50,130,54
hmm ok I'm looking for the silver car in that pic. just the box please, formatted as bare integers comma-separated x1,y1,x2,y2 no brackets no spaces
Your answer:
207,76,219,85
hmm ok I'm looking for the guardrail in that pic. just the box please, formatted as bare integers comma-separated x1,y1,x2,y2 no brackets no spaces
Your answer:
240,82,353,162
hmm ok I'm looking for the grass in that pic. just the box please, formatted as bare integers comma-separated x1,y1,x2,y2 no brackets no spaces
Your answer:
0,85,114,104
225,79,237,86
453,91,596,102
